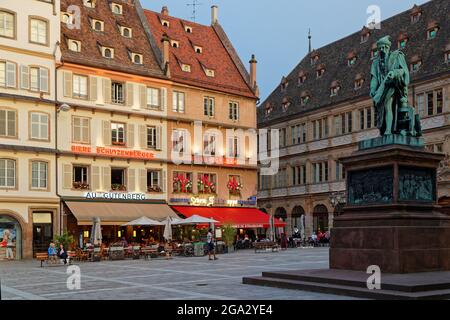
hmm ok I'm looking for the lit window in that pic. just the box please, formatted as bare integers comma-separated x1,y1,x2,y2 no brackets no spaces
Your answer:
0,10,15,38
30,18,48,45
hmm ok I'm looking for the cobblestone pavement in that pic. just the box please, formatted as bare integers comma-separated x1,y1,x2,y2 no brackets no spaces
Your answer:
0,247,355,300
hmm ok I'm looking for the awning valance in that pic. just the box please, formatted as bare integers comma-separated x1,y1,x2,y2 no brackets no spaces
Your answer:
65,201,178,225
171,206,286,229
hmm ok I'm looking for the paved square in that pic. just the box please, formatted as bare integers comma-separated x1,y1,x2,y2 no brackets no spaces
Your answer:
0,248,355,300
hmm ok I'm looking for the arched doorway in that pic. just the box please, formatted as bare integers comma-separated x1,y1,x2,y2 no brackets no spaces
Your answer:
313,204,329,233
274,207,287,221
0,214,22,260
291,206,305,233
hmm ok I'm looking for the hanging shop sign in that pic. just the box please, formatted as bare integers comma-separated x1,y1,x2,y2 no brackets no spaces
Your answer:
85,192,147,201
72,145,155,160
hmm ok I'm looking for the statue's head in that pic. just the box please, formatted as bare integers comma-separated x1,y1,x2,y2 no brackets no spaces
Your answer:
377,36,392,58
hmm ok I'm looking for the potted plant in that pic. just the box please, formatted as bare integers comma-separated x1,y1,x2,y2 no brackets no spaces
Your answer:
222,224,237,253
54,232,75,250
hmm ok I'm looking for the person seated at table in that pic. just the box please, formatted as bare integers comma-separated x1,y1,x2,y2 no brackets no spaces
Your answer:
48,242,58,263
121,237,128,247
57,244,68,265
157,241,165,253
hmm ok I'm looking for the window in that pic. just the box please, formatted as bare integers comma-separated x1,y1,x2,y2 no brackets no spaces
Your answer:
335,161,345,181
29,66,49,92
111,3,123,15
111,82,124,104
354,78,364,90
279,128,286,147
282,99,291,112
292,165,306,186
205,69,215,77
316,68,325,78
132,53,142,65
147,126,157,149
411,12,421,24
30,18,48,45
172,91,185,113
298,74,306,85
172,129,187,153
194,46,202,53
0,61,16,88
410,60,422,73
334,112,352,135
310,54,319,65
198,173,217,194
427,27,439,40
147,170,162,192
171,40,179,48
120,26,132,38
31,161,48,189
0,159,16,188
0,109,16,138
185,26,192,33
274,168,287,188
72,116,90,144
419,89,444,116
416,93,426,117
398,38,408,49
173,172,192,193
83,0,96,8
203,133,217,156
92,19,104,32
445,51,450,63
181,64,191,72
30,112,49,140
361,33,370,43
436,89,443,114
111,122,125,145
72,165,89,189
0,10,15,38
68,39,81,52
147,87,160,109
111,168,126,191
229,101,239,121
371,47,378,59
61,13,72,25
330,85,340,97
312,162,328,184
291,123,306,145
203,97,215,117
161,20,169,27
427,92,434,116
227,135,241,158
313,118,328,140
348,56,357,66
102,47,114,59
359,107,374,130
73,75,88,99
301,95,310,105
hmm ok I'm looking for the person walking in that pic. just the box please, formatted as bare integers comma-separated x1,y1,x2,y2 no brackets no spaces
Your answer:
207,228,218,261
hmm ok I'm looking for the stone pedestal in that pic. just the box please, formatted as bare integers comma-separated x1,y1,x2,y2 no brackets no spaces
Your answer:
330,141,449,273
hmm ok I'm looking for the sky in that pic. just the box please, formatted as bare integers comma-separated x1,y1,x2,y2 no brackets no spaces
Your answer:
141,0,430,103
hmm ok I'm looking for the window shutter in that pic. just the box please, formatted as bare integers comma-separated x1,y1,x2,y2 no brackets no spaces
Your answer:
102,167,111,191
126,82,134,106
63,164,72,189
91,166,100,191
160,87,167,111
89,76,97,101
6,62,16,88
39,68,49,93
127,124,135,148
127,168,135,192
139,125,147,149
139,85,147,108
73,117,81,142
162,170,167,192
102,120,111,146
63,71,73,97
156,126,162,150
103,78,111,104
20,66,29,89
139,169,147,192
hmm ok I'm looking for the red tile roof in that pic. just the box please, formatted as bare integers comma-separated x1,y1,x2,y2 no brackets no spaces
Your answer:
144,9,257,99
60,0,164,78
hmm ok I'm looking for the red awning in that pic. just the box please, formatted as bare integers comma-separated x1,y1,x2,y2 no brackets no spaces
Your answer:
171,206,286,229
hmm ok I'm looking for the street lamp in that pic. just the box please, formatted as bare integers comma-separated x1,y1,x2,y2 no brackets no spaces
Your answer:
329,192,346,216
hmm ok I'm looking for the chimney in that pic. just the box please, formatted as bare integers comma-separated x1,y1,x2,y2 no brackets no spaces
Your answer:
249,54,257,89
161,33,170,75
211,5,218,25
161,6,169,16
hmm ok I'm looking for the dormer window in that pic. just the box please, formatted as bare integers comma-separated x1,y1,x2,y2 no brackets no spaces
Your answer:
298,71,307,86
354,74,364,90
111,3,123,15
410,5,422,24
445,45,450,63
427,22,439,40
185,26,192,33
280,77,289,92
181,64,191,72
194,46,202,54
68,39,81,52
92,19,104,32
370,43,378,59
131,53,143,65
171,40,179,48
360,27,370,43
83,0,96,8
398,37,408,49
205,69,215,77
281,98,291,112
265,102,274,116
347,52,357,66
410,55,422,73
300,91,311,105
102,47,114,59
61,12,73,25
330,81,340,97
120,26,132,38
161,20,170,27
316,64,325,78
310,51,320,65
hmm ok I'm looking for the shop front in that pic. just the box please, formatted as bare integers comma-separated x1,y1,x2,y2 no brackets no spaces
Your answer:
0,215,22,260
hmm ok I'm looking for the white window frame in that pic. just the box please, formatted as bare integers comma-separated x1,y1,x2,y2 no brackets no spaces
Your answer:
31,161,48,190
0,109,16,138
30,112,49,141
203,97,215,117
147,87,160,109
0,10,15,39
229,101,239,121
0,159,16,188
30,18,48,45
147,126,157,149
111,122,126,145
72,74,88,99
173,91,185,113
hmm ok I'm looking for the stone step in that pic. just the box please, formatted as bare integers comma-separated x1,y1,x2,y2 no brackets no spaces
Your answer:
243,276,450,300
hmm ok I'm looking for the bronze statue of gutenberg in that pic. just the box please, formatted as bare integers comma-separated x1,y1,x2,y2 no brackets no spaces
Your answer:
370,36,421,137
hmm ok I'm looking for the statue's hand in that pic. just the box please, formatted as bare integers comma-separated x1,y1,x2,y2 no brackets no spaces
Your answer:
386,71,395,81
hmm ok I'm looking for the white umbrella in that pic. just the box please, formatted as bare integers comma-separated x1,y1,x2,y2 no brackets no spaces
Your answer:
122,216,164,226
164,216,183,225
177,215,218,225
300,214,306,240
91,217,102,246
163,217,174,241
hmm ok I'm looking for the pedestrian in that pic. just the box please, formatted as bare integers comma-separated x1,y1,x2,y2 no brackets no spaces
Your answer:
48,242,58,263
57,244,68,265
207,228,218,261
